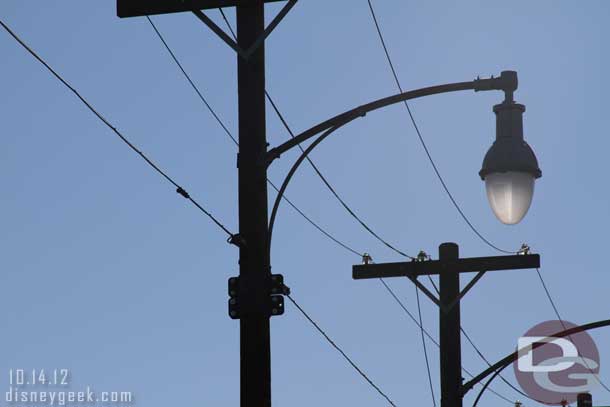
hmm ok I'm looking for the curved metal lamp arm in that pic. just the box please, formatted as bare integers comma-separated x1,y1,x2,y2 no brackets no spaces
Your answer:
265,71,518,166
266,71,519,255
462,318,610,398
267,124,344,255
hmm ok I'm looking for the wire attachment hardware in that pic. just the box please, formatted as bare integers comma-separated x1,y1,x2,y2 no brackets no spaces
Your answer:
227,233,246,248
228,274,288,320
416,250,431,262
176,186,190,199
362,253,373,265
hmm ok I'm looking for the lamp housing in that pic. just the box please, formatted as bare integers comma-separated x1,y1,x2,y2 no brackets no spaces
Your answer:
480,101,541,224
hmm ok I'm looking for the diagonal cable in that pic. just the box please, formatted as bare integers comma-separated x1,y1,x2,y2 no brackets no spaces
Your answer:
535,267,610,393
146,16,362,257
287,293,398,406
379,279,514,404
218,8,416,260
365,0,516,255
0,19,235,239
425,275,542,403
415,280,437,406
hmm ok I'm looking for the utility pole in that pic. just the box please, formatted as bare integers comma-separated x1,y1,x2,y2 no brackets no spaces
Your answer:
117,2,296,406
353,242,540,407
235,3,272,406
439,243,462,407
578,393,593,407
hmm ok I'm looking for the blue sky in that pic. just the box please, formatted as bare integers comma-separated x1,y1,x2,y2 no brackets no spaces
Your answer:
1,1,609,406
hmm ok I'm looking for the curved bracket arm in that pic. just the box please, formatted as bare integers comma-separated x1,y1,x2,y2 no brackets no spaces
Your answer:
267,124,344,256
265,71,518,166
462,318,610,396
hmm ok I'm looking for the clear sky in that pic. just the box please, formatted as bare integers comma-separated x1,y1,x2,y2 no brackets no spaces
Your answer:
1,1,609,406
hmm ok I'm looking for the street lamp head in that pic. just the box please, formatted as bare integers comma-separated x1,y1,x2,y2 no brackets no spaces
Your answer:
479,101,542,225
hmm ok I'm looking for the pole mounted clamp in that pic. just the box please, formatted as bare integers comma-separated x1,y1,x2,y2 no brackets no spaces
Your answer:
473,70,518,102
228,274,289,320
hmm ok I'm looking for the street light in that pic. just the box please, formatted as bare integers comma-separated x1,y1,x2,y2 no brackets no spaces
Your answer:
479,72,542,224
263,69,544,407
267,70,542,245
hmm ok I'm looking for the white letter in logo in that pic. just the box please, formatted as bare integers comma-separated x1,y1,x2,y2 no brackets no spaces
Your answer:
517,336,578,373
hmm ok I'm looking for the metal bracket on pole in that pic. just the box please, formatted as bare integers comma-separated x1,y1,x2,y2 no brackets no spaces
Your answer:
408,270,487,313
407,275,442,307
193,0,297,60
193,9,244,56
228,274,289,319
443,270,487,313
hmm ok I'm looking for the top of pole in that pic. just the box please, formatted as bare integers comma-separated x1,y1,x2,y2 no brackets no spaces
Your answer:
117,0,285,18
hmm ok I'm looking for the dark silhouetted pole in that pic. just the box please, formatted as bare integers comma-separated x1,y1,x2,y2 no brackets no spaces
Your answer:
439,243,462,407
578,393,593,407
236,3,271,407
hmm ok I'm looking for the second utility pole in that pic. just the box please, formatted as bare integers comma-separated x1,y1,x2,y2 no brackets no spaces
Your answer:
236,3,271,407
353,242,540,407
439,243,462,407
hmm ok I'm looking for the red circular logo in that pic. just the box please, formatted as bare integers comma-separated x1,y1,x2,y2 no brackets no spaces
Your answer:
513,320,600,405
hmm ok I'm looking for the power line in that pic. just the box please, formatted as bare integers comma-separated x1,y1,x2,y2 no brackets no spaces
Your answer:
266,90,415,260
218,9,416,260
535,268,566,326
365,0,516,255
535,267,610,393
425,275,540,404
379,278,514,405
286,294,398,407
146,16,238,146
268,179,363,257
146,16,363,257
0,19,236,239
461,325,543,404
219,8,237,39
415,282,437,406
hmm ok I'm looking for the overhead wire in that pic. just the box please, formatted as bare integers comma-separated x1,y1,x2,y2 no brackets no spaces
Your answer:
415,280,437,407
379,279,514,405
287,294,398,406
365,0,517,255
363,0,527,392
535,267,610,393
0,19,236,239
146,16,362,257
426,275,542,404
362,4,530,399
218,8,416,260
